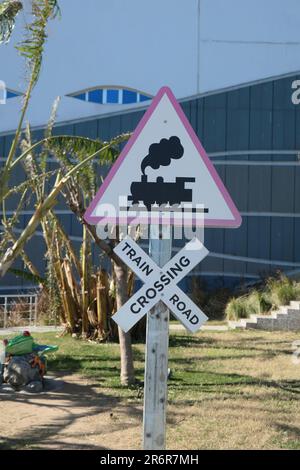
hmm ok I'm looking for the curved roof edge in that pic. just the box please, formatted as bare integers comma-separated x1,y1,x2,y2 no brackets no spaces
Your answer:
1,70,300,137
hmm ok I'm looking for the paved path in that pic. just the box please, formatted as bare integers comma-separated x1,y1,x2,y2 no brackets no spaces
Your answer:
0,326,63,336
0,324,228,336
169,323,228,332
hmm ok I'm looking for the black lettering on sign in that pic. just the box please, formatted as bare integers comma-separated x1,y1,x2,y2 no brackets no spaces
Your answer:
177,301,186,311
138,296,148,308
130,303,141,314
132,256,142,266
127,248,136,259
143,264,154,277
153,280,164,292
169,294,179,304
161,274,171,286
168,294,199,325
122,242,154,276
161,257,191,284
170,263,183,277
121,241,131,253
182,309,191,320
190,315,199,325
145,288,157,299
179,256,190,267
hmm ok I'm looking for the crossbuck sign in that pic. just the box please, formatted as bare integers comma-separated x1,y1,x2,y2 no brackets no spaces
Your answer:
113,236,209,333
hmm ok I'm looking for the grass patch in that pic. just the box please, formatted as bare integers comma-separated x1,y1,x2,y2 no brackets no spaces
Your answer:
2,329,300,449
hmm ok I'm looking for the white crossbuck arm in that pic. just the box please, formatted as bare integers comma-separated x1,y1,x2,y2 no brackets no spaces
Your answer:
112,236,209,333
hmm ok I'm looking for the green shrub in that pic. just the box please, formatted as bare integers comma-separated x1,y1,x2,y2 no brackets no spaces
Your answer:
204,288,231,320
225,297,249,321
265,276,300,308
245,290,271,315
225,275,300,321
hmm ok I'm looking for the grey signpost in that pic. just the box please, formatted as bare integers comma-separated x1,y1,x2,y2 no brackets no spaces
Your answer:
143,224,172,450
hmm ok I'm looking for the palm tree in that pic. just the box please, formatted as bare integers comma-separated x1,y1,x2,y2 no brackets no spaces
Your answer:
0,0,136,385
0,1,23,45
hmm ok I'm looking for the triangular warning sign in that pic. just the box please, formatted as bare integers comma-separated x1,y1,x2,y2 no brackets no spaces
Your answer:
85,87,241,228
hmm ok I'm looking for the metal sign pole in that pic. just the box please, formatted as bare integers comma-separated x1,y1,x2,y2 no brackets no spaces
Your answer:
143,224,172,450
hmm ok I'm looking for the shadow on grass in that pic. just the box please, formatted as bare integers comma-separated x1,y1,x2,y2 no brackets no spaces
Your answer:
169,335,216,348
275,422,300,440
168,353,274,364
167,367,300,400
169,333,294,357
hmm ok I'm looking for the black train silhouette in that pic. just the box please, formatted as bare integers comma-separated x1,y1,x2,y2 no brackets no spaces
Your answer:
128,136,196,209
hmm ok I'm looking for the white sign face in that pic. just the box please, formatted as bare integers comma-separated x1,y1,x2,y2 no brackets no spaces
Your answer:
85,86,241,228
112,236,209,333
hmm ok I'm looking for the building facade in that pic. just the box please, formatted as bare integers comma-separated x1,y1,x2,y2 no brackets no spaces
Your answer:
1,1,300,292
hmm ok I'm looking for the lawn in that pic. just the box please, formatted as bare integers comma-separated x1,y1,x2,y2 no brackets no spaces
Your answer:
1,329,300,449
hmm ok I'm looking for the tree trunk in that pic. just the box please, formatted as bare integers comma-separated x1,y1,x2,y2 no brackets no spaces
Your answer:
113,260,135,386
81,224,89,337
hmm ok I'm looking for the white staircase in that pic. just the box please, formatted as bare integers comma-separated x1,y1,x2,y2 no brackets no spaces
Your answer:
228,300,300,331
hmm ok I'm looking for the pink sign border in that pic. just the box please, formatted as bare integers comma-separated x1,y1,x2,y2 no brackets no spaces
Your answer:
84,86,242,228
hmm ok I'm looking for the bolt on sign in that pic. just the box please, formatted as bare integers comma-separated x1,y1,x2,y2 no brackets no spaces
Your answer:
85,86,241,450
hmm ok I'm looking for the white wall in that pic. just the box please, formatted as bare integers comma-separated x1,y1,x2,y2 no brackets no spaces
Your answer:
200,0,300,93
0,0,300,133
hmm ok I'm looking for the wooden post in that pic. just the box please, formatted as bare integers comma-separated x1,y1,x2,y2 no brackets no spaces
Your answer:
34,294,38,327
29,295,33,326
4,296,8,329
143,224,172,450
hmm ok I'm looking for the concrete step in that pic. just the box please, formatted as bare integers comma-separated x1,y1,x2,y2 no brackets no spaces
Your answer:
228,321,245,330
254,316,275,329
285,307,300,315
227,301,300,331
271,310,285,318
239,318,258,329
290,300,300,309
251,314,274,320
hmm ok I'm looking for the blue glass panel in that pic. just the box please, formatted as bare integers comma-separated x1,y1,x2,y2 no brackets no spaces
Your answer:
74,93,86,101
88,89,103,104
107,89,119,103
7,91,19,98
123,89,137,104
139,94,151,102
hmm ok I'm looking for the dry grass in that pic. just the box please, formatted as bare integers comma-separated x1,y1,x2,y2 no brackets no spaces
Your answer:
166,330,300,449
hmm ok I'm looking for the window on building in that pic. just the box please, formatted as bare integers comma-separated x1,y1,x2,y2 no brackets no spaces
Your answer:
123,89,137,104
68,86,152,105
106,89,119,103
139,93,151,102
6,89,23,99
88,89,103,103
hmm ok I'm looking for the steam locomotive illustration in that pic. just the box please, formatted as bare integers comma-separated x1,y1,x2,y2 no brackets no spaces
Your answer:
128,175,196,209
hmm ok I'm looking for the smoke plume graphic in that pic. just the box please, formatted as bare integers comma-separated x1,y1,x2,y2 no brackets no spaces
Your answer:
141,136,184,175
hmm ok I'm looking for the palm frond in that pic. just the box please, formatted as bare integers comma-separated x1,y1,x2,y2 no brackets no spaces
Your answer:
8,267,45,285
0,1,61,204
16,0,60,86
4,169,57,199
0,0,22,44
47,133,130,197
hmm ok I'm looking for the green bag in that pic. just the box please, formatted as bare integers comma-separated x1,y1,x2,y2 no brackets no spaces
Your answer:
5,334,34,356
